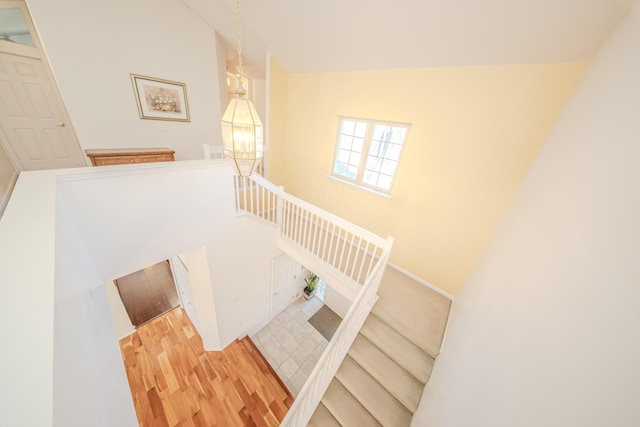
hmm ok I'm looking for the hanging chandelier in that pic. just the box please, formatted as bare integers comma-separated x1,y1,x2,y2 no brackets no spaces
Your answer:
221,0,263,177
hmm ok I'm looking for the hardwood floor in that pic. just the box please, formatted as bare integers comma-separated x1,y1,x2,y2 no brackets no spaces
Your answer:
120,308,294,426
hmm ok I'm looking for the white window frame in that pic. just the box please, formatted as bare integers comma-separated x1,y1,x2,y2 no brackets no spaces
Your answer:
330,116,410,196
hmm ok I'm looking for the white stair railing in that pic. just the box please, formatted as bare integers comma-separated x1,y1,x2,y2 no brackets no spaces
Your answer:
233,174,394,427
235,174,389,288
279,237,392,426
234,174,281,225
279,193,388,288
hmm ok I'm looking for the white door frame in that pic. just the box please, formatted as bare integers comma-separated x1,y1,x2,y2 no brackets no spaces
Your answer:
0,0,86,171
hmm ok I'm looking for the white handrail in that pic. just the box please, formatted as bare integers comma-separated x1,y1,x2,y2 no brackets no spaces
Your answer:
279,236,393,426
278,192,387,288
233,174,394,426
234,175,281,225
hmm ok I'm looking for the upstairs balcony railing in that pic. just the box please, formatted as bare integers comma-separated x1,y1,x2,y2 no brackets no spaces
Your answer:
233,174,394,426
234,174,390,290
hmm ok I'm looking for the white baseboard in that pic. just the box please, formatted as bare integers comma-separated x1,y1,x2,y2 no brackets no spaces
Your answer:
387,262,455,301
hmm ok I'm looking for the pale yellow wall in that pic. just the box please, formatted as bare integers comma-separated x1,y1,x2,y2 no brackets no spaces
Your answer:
267,57,289,185
271,62,585,295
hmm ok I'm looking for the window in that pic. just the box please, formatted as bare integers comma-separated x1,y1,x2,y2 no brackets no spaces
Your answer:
332,117,410,195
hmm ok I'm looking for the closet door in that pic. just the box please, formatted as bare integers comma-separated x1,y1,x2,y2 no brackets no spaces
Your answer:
271,253,299,318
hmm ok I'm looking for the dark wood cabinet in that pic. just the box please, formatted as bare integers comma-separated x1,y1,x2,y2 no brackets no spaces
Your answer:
85,148,175,166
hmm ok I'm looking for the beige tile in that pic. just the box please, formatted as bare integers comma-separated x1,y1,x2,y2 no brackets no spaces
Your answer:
280,357,300,379
252,327,272,345
283,319,299,334
271,326,290,343
269,315,283,327
312,344,326,360
301,354,319,376
285,379,299,396
285,304,300,316
292,325,310,343
291,342,314,366
276,310,293,324
261,334,281,355
282,334,299,355
310,329,326,344
290,368,309,393
250,295,336,398
294,311,309,324
271,346,290,366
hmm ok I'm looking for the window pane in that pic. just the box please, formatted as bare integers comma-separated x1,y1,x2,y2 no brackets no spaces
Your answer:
381,159,397,175
366,156,382,172
363,170,377,186
392,128,407,144
352,137,364,153
377,174,393,190
372,125,388,141
369,140,381,157
355,122,367,137
341,120,356,135
348,151,361,166
334,162,349,177
337,149,350,163
333,117,409,195
388,143,402,160
0,9,35,47
339,135,353,150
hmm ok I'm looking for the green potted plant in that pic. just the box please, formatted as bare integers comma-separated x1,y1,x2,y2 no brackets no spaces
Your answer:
304,272,319,300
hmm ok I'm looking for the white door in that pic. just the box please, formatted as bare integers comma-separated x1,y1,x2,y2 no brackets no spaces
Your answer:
271,253,300,318
0,51,85,170
0,3,85,171
169,256,200,331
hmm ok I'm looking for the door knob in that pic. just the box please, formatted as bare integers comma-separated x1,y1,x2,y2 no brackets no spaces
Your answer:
56,122,65,127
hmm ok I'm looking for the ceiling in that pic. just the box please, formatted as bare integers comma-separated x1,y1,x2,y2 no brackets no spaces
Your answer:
182,0,638,78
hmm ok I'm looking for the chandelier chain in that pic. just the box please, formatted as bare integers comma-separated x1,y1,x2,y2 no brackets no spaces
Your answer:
235,0,244,84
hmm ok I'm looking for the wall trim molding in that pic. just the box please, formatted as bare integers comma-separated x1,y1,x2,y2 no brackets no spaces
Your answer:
387,262,455,301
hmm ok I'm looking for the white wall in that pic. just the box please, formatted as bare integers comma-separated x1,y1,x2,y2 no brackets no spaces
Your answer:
413,4,640,426
323,279,353,318
0,160,286,425
207,215,281,346
180,246,223,350
56,161,238,281
54,194,137,426
56,160,270,350
25,0,224,161
0,171,57,427
104,280,135,340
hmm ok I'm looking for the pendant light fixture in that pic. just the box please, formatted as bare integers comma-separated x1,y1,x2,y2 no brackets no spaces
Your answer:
221,0,263,176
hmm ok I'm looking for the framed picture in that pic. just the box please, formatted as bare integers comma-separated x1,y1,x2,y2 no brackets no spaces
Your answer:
131,73,190,122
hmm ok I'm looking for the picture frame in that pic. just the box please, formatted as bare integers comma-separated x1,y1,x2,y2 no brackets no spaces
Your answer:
131,73,190,122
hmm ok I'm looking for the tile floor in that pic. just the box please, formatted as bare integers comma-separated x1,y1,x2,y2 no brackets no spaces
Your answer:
251,296,329,396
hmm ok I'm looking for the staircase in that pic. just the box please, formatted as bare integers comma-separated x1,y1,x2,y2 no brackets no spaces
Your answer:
308,267,451,426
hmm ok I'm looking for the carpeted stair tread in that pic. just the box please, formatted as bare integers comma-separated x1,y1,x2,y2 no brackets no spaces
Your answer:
322,378,382,427
308,402,341,427
348,334,423,413
373,267,451,358
361,313,434,383
336,355,412,427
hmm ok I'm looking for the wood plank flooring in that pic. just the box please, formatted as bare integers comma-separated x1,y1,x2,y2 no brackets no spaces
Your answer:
120,308,294,426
